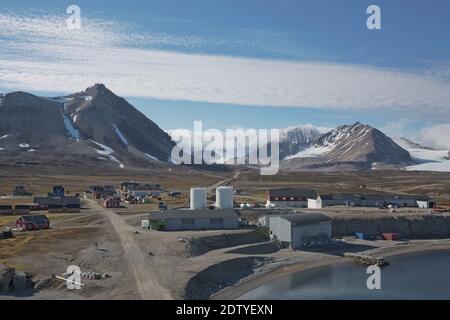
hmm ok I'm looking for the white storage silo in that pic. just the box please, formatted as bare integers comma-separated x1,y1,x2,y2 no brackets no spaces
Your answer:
216,186,234,209
190,188,207,210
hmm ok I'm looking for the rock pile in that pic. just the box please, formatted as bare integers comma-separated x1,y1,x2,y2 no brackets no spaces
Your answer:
0,264,34,292
344,253,389,267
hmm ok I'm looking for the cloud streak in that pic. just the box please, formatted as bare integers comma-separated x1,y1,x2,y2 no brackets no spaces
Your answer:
1,12,450,118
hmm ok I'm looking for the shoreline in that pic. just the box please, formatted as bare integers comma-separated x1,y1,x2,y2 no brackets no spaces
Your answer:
211,239,450,300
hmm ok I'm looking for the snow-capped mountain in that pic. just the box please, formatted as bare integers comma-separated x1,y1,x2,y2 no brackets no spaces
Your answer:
277,125,323,160
395,137,435,151
392,138,450,172
283,122,415,170
1,86,447,172
0,84,175,168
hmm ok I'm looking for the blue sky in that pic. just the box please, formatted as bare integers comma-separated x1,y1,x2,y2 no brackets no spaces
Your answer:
1,0,450,146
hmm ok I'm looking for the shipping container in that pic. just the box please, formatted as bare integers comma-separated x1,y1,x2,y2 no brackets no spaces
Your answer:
382,233,400,241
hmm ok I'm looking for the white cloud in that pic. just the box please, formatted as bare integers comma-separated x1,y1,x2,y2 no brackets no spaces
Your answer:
1,12,450,117
417,124,450,150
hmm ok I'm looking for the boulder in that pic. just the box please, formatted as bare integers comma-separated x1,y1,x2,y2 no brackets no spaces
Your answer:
13,271,27,291
0,263,15,292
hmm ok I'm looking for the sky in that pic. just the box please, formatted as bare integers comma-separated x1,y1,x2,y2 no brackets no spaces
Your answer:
1,0,450,148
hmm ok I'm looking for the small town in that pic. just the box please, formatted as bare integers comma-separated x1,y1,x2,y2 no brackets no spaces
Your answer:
2,174,449,298
1,0,450,309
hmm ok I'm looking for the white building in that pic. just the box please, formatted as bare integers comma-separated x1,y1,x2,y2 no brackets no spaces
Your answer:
269,213,332,249
308,197,323,209
417,199,436,209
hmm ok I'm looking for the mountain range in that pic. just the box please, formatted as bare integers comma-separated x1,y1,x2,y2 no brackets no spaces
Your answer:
1,84,448,172
0,84,174,168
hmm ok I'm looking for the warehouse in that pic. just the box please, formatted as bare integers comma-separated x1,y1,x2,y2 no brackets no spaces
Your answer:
33,196,80,212
148,209,239,231
269,213,332,249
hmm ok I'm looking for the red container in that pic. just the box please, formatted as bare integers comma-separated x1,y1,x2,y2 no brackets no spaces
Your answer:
382,233,400,241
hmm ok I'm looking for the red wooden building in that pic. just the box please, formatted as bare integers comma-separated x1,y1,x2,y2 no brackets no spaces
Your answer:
16,215,50,231
104,196,121,208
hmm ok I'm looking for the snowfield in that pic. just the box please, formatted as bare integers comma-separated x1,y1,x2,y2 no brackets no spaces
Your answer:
285,145,331,159
406,148,450,172
19,143,30,148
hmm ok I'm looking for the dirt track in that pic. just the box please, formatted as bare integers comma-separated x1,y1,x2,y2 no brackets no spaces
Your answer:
87,199,172,299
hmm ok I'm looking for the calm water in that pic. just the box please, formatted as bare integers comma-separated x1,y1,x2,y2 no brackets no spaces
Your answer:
239,251,450,300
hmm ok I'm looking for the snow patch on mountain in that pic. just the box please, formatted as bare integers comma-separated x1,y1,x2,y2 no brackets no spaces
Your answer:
113,124,128,146
90,140,114,156
90,140,124,168
285,145,331,159
19,143,30,148
63,115,80,141
145,153,159,161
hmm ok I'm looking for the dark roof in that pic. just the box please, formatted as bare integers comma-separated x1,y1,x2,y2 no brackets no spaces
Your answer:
356,194,388,200
392,194,432,201
318,194,333,200
415,196,433,201
280,213,331,225
0,205,13,210
268,188,317,198
19,215,49,224
149,209,238,220
15,205,30,209
33,196,80,206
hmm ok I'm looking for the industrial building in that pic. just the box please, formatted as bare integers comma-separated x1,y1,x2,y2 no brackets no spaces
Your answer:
269,213,332,249
33,196,80,212
305,193,435,209
147,209,239,231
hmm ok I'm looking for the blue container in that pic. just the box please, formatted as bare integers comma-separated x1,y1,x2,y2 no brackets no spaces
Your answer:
355,232,365,240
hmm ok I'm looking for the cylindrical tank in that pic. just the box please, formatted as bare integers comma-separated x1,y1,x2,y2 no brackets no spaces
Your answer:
190,188,207,210
216,186,234,209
